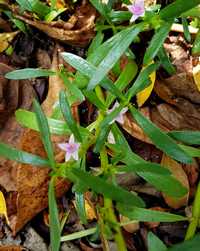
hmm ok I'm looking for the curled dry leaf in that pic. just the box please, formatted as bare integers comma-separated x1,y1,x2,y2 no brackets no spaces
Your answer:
0,31,19,53
14,1,96,47
161,154,189,209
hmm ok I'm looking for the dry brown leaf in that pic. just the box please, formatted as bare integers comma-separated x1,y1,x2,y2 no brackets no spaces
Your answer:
122,108,152,144
42,44,65,116
161,154,189,209
0,246,25,251
14,1,96,47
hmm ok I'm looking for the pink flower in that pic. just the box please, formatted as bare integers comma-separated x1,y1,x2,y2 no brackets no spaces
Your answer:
107,101,128,125
127,0,145,23
58,134,80,162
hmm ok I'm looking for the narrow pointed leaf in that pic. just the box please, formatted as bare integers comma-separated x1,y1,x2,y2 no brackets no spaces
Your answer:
88,24,144,90
5,68,55,80
143,22,172,65
148,232,167,251
0,142,49,166
129,106,192,164
49,178,61,251
117,204,187,222
33,99,56,169
59,91,82,142
68,169,145,208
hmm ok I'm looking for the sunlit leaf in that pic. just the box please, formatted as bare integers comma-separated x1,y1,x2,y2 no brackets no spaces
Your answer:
136,61,156,107
0,191,9,224
0,31,19,53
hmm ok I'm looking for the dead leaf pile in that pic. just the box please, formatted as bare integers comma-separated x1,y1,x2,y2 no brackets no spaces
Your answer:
13,0,96,47
0,45,73,235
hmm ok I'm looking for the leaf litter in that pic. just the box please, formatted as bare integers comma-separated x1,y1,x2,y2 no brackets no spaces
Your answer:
0,0,200,250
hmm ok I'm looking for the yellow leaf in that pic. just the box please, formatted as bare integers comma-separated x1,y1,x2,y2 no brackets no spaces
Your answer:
193,61,200,92
136,62,156,107
0,31,19,53
0,191,9,224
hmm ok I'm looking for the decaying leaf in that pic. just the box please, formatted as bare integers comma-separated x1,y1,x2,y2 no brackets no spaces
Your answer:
0,31,19,53
161,154,189,209
13,1,96,47
0,191,9,224
136,62,156,107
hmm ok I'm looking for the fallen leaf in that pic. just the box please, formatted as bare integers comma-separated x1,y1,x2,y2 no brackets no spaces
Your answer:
161,154,189,209
137,62,156,107
122,108,152,144
13,1,96,47
0,246,24,251
193,59,200,92
0,191,9,224
0,31,19,53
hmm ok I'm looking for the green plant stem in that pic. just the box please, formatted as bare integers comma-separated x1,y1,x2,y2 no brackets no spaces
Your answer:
100,148,127,251
185,181,200,240
104,198,127,251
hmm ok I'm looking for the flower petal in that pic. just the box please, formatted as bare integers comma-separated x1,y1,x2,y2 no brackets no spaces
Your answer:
69,134,75,144
58,143,68,151
72,151,79,161
65,152,72,162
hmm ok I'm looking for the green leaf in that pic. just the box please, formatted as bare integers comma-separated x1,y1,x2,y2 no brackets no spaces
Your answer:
33,99,56,169
126,62,160,100
59,69,85,106
0,142,49,166
168,234,200,251
192,30,200,56
61,52,124,100
67,169,145,208
59,91,82,142
179,144,200,157
117,204,187,222
147,232,167,251
16,0,32,11
15,109,89,137
168,131,200,145
87,31,104,57
48,178,61,251
129,106,192,164
88,24,144,90
160,0,200,20
5,68,55,80
83,90,106,110
31,0,51,19
157,46,176,75
119,163,170,175
106,59,138,107
143,22,172,65
94,126,110,153
90,0,111,22
182,18,191,43
61,227,97,242
45,8,67,22
75,193,88,225
109,10,131,23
